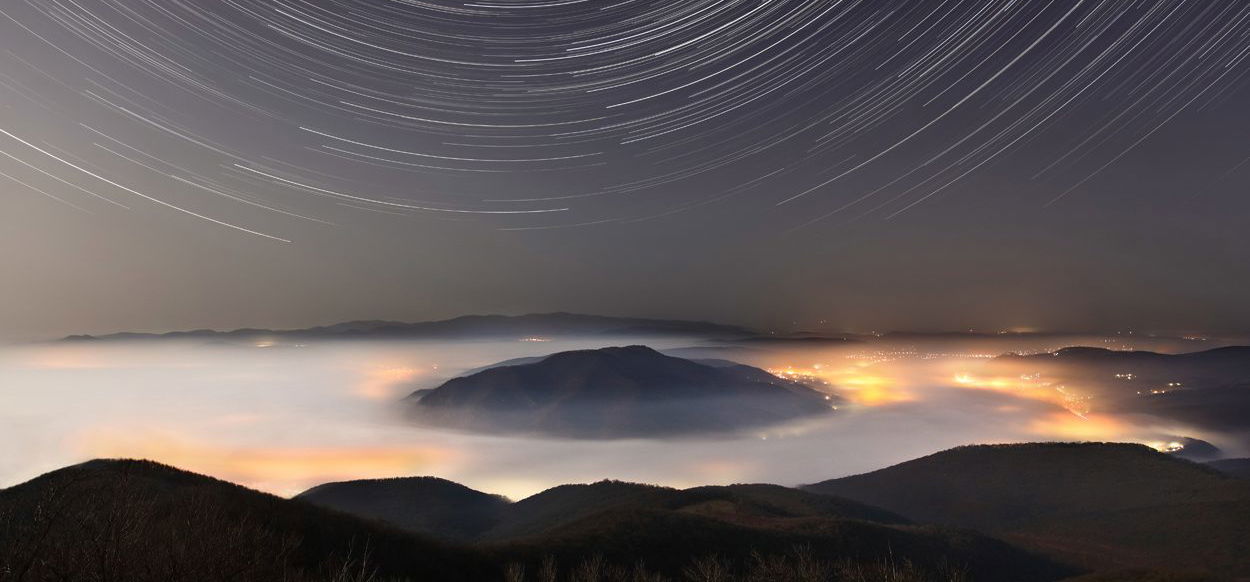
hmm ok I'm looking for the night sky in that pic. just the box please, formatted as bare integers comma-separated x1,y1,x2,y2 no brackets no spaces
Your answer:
2,0,1249,340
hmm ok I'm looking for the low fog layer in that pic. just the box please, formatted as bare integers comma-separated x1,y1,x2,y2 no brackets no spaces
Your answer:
2,334,1247,499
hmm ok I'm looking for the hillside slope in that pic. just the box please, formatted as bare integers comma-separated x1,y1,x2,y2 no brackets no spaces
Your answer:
1208,458,1250,479
2,459,1074,581
0,460,486,581
804,443,1250,576
297,476,510,540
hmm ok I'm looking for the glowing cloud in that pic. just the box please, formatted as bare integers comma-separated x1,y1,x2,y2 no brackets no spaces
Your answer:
77,429,457,496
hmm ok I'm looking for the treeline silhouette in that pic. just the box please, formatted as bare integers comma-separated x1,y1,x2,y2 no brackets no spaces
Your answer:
0,460,1056,581
804,443,1250,576
5,442,1247,581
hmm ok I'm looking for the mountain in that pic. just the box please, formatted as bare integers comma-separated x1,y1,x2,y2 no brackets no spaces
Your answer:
61,312,755,342
0,459,487,581
991,346,1250,386
297,478,1071,581
407,345,836,438
478,481,909,540
296,479,908,542
3,459,1074,582
1163,436,1222,461
803,442,1250,577
458,353,749,377
490,501,1070,582
296,477,510,540
1000,344,1250,372
14,447,1242,581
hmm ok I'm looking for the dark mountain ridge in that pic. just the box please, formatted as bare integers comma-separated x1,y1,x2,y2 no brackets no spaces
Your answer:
992,346,1250,379
803,442,1250,577
295,475,1072,580
8,445,1239,580
0,459,486,581
298,478,910,542
296,476,510,541
2,458,1073,581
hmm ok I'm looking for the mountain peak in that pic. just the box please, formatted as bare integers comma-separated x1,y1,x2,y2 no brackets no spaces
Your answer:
408,346,833,438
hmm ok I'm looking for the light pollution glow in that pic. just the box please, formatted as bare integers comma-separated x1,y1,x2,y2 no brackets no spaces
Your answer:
0,334,1244,499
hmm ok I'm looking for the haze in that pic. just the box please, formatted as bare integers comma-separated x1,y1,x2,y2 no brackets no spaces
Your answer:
3,333,1242,500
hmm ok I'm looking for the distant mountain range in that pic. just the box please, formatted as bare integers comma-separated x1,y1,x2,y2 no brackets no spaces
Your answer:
61,317,1241,347
406,345,836,438
61,312,756,342
994,345,1250,377
8,443,1247,580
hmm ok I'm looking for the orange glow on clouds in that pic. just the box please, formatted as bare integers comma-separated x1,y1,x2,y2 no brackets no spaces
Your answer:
836,374,914,405
353,366,423,400
78,430,456,496
1028,411,1126,440
14,346,145,370
768,364,913,406
949,370,1091,416
691,459,754,482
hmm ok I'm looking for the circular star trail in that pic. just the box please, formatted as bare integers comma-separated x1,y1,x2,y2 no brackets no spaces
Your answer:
1,0,1248,241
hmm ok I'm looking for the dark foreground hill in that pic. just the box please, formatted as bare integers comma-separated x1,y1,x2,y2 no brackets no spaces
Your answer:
296,476,510,540
297,476,1072,580
0,459,1073,582
1208,457,1250,479
494,505,1066,582
299,479,909,541
804,442,1250,577
9,446,1239,580
0,459,487,581
407,345,835,438
62,312,754,342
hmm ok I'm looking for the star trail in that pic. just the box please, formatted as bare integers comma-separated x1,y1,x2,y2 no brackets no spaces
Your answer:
3,0,1250,339
3,0,1247,239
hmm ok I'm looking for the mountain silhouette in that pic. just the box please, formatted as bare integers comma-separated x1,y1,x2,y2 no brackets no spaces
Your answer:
2,457,1074,581
803,442,1250,576
62,312,754,342
297,477,510,541
407,345,836,437
0,459,486,581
